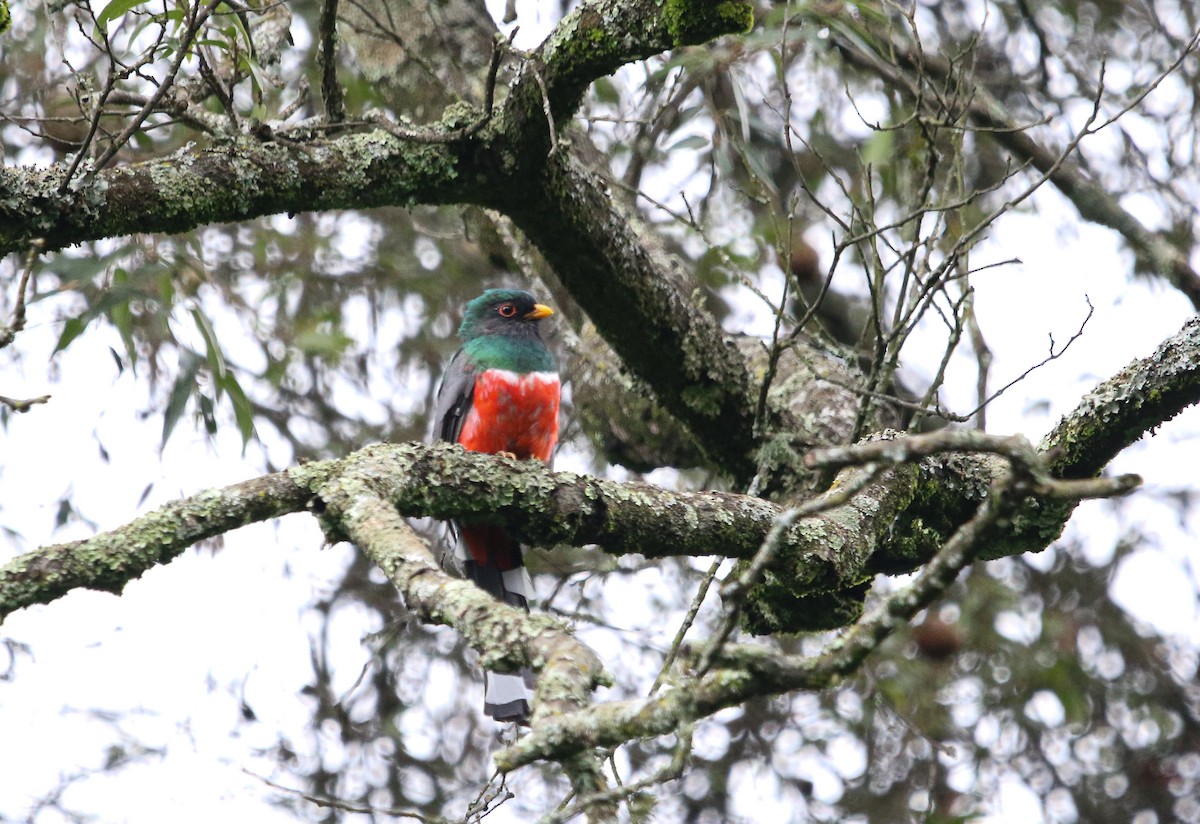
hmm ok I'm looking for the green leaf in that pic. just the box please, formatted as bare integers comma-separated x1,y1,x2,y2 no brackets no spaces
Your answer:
55,497,73,529
162,349,201,448
96,0,152,31
54,316,89,354
665,134,710,153
198,393,217,435
728,72,752,145
217,370,256,449
109,269,137,366
191,306,227,382
592,77,620,106
217,2,253,51
52,265,159,356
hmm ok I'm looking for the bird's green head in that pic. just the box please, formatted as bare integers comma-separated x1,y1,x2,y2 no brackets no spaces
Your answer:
457,289,556,373
458,289,553,341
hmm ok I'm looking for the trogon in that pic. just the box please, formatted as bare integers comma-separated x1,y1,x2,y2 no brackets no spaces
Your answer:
433,288,560,723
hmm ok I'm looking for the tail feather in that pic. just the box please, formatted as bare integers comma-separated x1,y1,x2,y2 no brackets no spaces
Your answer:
463,555,536,724
482,670,536,724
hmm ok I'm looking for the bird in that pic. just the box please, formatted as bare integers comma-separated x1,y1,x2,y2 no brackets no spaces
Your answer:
433,288,560,723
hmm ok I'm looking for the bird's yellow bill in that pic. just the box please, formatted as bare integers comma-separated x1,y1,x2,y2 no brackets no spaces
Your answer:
525,304,554,320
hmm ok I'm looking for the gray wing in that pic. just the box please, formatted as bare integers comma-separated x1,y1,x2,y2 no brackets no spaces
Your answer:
433,347,477,444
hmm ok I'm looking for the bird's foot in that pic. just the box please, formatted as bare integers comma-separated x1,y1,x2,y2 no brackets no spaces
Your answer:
497,450,517,461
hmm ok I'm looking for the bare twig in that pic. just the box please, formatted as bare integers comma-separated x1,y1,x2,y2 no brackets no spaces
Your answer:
77,0,224,185
0,241,41,351
362,31,509,144
963,286,992,430
648,559,722,695
835,15,1200,307
537,723,694,824
960,296,1093,420
244,769,449,822
465,770,514,820
524,56,559,157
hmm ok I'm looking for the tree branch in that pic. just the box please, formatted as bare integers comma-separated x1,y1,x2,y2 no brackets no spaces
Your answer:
493,461,1135,771
1044,315,1200,478
316,0,346,123
501,0,753,156
0,240,39,351
0,464,332,619
1,0,753,258
0,130,467,256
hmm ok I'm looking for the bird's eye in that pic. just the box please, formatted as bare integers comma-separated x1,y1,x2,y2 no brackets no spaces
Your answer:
497,303,517,318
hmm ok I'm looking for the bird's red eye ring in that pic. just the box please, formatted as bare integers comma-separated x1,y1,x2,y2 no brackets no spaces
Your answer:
498,303,517,318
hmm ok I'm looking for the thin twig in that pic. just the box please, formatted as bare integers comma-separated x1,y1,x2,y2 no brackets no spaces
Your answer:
648,558,722,695
537,723,694,824
526,57,559,156
363,31,509,144
243,769,450,822
0,240,41,351
80,0,223,183
954,296,1093,422
962,285,992,431
465,770,514,820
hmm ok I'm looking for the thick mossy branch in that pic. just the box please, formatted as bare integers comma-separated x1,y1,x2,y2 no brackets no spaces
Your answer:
0,0,753,260
1044,315,1200,478
0,463,334,620
0,442,859,622
568,323,711,473
504,0,752,135
0,133,468,256
739,462,920,635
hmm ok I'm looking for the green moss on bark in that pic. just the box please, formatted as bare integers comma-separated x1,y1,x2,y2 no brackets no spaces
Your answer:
663,0,754,46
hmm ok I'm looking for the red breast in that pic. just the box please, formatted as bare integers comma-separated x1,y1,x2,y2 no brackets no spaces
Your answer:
457,369,560,462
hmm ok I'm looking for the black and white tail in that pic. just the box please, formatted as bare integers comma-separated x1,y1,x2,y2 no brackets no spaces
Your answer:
461,550,536,724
